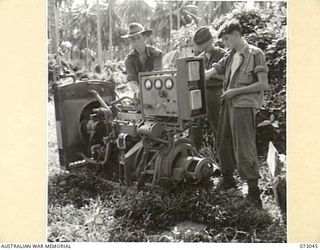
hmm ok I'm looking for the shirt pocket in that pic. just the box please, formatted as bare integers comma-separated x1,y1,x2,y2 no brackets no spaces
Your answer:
237,58,255,85
237,69,254,85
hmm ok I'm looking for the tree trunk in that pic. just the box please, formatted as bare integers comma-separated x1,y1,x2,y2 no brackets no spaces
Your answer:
169,1,172,51
48,0,59,82
97,0,103,69
84,0,89,70
208,1,213,25
198,1,207,26
48,0,58,54
177,5,180,30
108,0,113,60
55,3,61,54
54,1,61,69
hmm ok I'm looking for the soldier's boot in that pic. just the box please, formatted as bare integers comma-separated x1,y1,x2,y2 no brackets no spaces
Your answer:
246,180,262,209
216,173,237,191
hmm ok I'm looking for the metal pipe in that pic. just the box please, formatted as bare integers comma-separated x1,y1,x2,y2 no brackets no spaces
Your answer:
110,96,135,105
100,141,111,165
154,137,169,144
90,89,135,113
89,89,111,110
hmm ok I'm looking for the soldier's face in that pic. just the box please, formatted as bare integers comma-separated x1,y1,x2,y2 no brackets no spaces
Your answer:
221,32,240,50
129,34,146,51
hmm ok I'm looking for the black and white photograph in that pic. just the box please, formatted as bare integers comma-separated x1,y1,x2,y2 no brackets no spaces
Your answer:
47,0,287,242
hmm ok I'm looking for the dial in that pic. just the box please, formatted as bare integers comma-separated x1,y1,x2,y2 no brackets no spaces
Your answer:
165,78,174,89
144,79,152,90
154,79,163,89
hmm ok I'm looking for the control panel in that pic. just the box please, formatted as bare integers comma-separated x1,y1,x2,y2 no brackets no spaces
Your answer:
139,57,207,124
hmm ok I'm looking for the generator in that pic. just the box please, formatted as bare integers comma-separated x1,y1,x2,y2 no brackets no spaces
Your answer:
53,80,116,167
53,57,215,187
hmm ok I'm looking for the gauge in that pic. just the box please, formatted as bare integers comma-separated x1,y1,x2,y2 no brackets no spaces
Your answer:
144,79,152,90
154,79,163,89
165,78,174,89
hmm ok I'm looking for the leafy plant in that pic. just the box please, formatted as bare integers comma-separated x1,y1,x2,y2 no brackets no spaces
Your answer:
108,183,286,242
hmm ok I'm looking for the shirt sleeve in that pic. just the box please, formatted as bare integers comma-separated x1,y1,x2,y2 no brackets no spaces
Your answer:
153,52,163,71
254,51,268,75
124,56,138,82
212,55,228,75
218,48,227,60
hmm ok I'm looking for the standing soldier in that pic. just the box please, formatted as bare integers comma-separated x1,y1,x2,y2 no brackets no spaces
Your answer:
205,20,269,208
189,27,226,150
121,23,163,184
122,23,162,98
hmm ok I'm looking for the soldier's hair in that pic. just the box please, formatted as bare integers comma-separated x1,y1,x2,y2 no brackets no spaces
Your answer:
218,20,242,38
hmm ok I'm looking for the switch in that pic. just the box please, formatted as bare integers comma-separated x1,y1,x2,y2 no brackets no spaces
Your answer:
188,61,200,81
189,90,202,110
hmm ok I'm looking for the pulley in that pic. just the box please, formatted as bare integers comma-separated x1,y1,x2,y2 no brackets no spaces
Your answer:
153,138,213,185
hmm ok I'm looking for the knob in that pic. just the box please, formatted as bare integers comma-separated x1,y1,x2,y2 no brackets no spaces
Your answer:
158,90,167,98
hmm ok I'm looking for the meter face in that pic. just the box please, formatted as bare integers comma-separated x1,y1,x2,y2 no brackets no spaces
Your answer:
165,78,174,89
154,79,163,89
144,79,152,90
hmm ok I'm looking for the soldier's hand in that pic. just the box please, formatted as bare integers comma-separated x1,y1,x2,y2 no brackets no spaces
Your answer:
205,68,218,81
128,81,140,94
221,89,238,100
204,70,211,81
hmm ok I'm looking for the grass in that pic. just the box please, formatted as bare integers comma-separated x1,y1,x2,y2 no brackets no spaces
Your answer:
47,100,286,242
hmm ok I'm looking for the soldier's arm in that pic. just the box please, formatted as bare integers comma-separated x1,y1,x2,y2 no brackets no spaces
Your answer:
205,55,227,80
211,74,224,80
153,51,163,71
211,49,227,80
